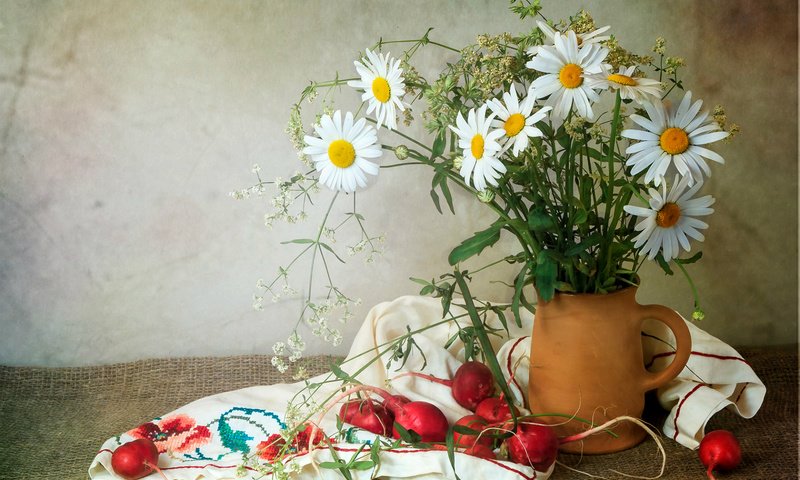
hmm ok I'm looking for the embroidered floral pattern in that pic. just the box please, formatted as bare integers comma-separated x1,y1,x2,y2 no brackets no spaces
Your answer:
256,423,330,461
129,413,212,453
256,433,286,461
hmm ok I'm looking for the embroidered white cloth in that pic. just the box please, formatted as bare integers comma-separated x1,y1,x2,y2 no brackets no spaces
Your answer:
88,295,765,479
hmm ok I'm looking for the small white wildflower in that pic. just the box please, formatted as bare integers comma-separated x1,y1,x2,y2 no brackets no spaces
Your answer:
288,331,305,351
271,356,288,373
272,342,286,355
252,295,264,311
292,366,308,381
286,461,302,474
256,278,267,289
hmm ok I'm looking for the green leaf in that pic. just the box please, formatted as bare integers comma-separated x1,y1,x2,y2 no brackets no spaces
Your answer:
369,440,381,469
527,209,555,232
281,238,315,245
445,424,459,480
574,208,588,225
319,242,346,263
393,422,422,443
430,188,443,214
656,254,674,275
431,131,446,159
511,263,530,328
535,253,557,302
674,251,703,265
329,361,351,382
439,175,455,214
565,234,602,256
452,271,518,429
448,222,502,265
349,461,375,471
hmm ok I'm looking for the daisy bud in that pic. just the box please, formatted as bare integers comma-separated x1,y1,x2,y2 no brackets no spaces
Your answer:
452,155,464,169
477,190,495,203
692,308,706,321
394,144,409,160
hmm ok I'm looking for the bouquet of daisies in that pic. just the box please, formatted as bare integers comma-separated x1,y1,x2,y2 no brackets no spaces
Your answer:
235,1,736,370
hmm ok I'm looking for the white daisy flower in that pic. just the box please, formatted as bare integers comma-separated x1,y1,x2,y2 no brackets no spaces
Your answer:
487,86,552,157
302,111,382,192
621,90,729,186
526,31,608,120
347,49,406,130
528,20,611,56
624,175,715,262
448,104,506,191
593,65,662,104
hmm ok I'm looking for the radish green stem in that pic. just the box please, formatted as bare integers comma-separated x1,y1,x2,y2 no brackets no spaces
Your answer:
392,371,452,387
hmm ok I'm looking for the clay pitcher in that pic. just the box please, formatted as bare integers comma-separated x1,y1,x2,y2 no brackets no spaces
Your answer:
528,287,691,454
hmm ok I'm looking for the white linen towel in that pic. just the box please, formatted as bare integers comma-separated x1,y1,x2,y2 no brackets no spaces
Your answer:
89,295,765,479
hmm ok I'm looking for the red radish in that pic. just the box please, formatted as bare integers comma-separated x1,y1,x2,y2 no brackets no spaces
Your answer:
464,443,496,460
321,385,449,444
452,362,496,410
111,438,163,480
383,394,411,414
505,423,559,472
392,401,450,442
394,361,495,411
475,397,515,423
698,430,742,480
452,414,492,448
339,398,394,436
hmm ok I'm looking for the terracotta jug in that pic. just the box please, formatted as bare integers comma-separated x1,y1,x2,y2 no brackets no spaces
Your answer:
527,287,691,454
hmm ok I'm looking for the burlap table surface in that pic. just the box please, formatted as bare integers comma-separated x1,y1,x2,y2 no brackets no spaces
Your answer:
1,347,796,480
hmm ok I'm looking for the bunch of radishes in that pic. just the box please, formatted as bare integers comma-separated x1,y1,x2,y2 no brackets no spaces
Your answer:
336,361,559,472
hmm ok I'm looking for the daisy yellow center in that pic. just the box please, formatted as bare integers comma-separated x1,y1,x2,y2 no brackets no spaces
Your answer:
504,113,526,137
660,127,690,155
471,134,485,159
656,202,681,228
559,63,583,89
328,139,356,168
607,73,638,86
371,77,391,103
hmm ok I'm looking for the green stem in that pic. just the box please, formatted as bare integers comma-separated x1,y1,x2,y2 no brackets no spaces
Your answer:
675,261,701,311
300,192,340,319
601,92,623,287
453,270,519,426
368,118,433,153
378,38,460,53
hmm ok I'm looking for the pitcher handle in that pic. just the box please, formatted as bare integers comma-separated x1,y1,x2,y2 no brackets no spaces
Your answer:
639,304,692,392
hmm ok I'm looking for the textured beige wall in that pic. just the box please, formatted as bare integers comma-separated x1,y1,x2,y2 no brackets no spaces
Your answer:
0,0,796,366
